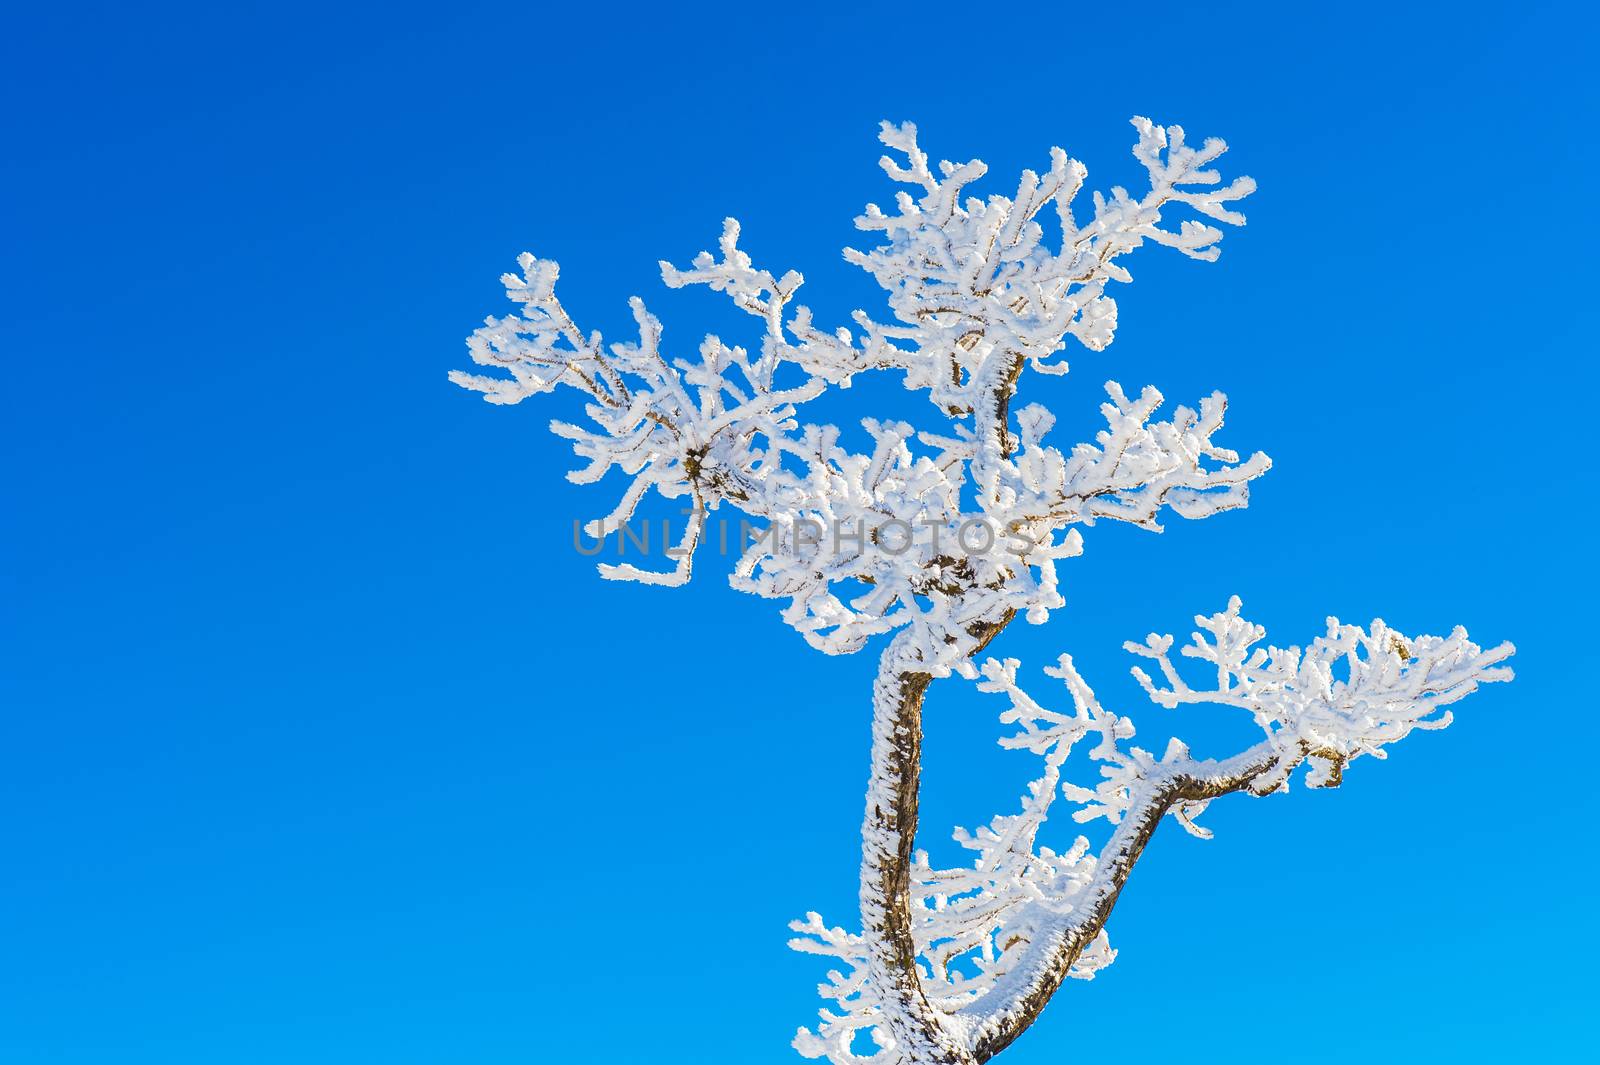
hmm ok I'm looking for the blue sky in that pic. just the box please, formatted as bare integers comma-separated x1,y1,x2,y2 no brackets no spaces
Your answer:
3,2,1595,1062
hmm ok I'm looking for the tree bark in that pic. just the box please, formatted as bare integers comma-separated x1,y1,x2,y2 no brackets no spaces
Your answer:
965,755,1282,1061
859,617,1013,1063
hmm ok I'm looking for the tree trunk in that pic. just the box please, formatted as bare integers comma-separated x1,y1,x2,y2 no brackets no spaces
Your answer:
858,618,1012,1063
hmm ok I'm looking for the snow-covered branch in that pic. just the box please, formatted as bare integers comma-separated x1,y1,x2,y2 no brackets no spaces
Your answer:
451,248,825,586
453,116,1257,620
1004,382,1270,532
816,116,1255,399
790,603,1513,1062
1123,596,1516,791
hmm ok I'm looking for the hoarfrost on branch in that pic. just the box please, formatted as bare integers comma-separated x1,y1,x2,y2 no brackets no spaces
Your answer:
452,117,1513,1064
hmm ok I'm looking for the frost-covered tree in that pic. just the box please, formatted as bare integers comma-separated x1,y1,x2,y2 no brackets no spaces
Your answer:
451,118,1514,1064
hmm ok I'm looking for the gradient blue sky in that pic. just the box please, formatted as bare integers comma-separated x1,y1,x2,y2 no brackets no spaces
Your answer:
3,2,1596,1062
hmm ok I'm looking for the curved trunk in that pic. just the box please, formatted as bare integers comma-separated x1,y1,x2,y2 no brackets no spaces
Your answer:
859,618,1012,1063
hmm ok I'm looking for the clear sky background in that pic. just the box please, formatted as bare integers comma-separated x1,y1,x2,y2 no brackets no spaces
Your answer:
3,2,1596,1062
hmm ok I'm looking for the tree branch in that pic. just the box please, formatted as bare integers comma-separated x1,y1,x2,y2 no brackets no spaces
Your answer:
962,745,1281,1060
